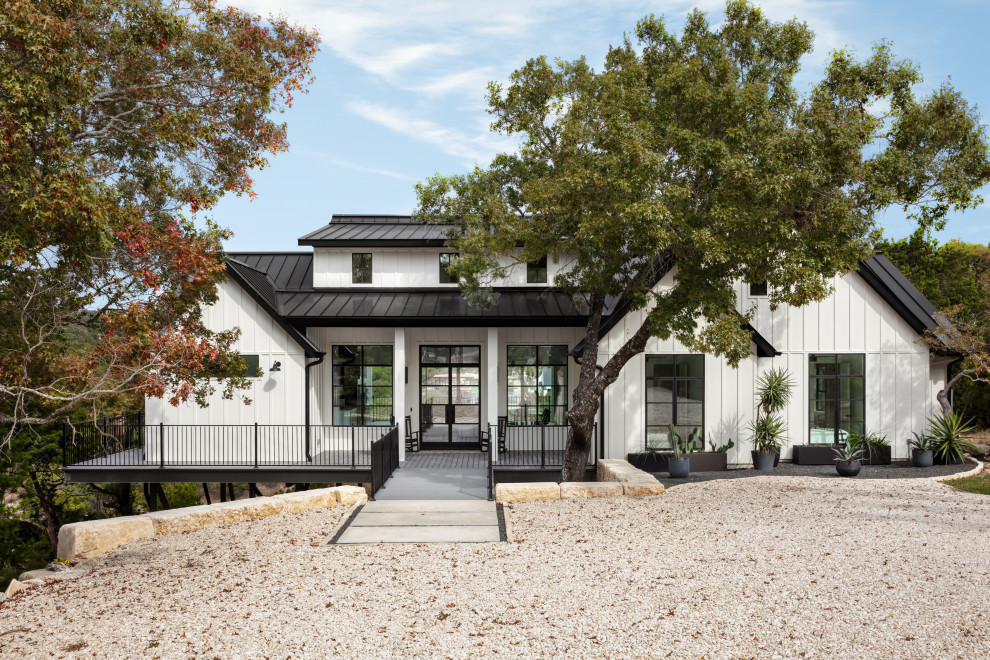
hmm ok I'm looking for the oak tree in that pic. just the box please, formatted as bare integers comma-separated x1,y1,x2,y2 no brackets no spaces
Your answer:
415,1,990,479
0,0,319,444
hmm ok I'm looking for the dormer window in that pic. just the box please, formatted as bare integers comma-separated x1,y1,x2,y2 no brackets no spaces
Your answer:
527,255,548,284
439,253,458,283
352,253,372,284
750,281,768,296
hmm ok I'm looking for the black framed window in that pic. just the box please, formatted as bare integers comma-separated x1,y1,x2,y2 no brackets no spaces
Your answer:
332,345,393,425
750,281,768,296
439,253,458,283
506,345,568,425
526,255,547,283
645,355,704,450
239,354,261,378
352,253,372,284
809,354,865,444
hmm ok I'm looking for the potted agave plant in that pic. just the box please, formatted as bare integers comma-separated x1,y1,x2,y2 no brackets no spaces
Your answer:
667,424,696,479
748,368,792,471
910,432,934,467
833,441,863,477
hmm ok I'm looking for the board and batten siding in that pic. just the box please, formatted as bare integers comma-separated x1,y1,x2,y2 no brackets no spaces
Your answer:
145,278,306,428
312,248,575,288
600,269,940,463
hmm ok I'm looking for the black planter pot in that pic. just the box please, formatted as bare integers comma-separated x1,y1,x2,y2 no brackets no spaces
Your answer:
627,452,729,472
751,450,777,471
911,448,934,468
836,460,862,477
861,445,892,465
668,457,690,478
792,444,837,465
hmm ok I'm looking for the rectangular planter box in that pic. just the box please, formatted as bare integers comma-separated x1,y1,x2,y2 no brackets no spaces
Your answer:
792,445,836,465
627,452,728,472
861,445,892,465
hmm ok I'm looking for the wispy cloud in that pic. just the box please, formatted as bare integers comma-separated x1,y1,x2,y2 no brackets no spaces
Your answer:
345,100,513,164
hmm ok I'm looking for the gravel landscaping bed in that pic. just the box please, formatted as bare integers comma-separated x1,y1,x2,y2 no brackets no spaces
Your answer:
2,477,989,657
654,459,974,489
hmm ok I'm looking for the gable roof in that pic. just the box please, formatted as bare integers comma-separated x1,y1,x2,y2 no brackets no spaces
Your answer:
298,215,453,247
225,259,323,357
857,253,939,335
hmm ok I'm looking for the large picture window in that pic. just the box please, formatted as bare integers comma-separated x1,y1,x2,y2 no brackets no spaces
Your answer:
332,345,393,426
809,354,865,444
645,355,704,450
506,345,568,425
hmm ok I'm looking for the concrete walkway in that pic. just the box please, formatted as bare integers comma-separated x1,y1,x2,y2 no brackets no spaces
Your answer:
374,450,490,501
334,500,501,544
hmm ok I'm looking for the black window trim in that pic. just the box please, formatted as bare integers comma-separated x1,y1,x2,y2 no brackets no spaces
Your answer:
526,255,548,284
331,344,394,426
239,354,261,379
644,354,705,451
351,252,373,284
439,252,458,284
506,344,569,426
808,353,866,445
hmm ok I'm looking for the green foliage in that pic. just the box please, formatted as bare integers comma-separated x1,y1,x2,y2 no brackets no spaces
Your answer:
910,432,932,451
928,412,976,464
946,474,990,496
707,436,735,453
414,1,989,474
832,442,864,463
748,368,793,453
0,0,319,439
668,424,699,460
134,483,203,512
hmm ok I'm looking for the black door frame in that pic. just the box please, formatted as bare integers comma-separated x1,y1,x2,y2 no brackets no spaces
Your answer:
419,345,482,449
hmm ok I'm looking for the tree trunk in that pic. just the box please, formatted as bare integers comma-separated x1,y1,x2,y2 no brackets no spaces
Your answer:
937,367,975,414
28,470,61,553
562,410,596,481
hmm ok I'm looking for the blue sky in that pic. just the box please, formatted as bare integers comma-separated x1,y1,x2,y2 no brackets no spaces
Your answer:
218,0,990,252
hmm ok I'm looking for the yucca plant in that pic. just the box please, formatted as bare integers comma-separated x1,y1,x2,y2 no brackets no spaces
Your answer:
928,412,976,464
748,368,792,453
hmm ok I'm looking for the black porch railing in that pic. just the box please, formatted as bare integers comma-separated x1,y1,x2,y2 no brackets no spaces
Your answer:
490,423,597,470
63,418,391,469
370,425,399,498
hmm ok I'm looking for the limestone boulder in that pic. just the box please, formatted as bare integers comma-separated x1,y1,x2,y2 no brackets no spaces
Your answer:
597,459,636,482
331,485,369,506
4,579,26,597
559,482,623,499
19,568,87,582
274,488,338,514
58,515,156,560
622,482,666,497
147,498,286,535
495,482,561,503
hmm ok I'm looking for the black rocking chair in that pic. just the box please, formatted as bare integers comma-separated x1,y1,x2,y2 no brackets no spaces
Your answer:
404,415,420,453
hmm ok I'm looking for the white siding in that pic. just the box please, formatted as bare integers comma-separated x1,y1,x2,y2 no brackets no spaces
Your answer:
600,270,937,463
313,248,575,288
146,278,306,427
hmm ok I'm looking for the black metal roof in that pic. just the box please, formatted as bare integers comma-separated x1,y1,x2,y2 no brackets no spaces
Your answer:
225,259,323,356
277,288,589,327
857,254,938,335
227,252,312,290
298,215,455,247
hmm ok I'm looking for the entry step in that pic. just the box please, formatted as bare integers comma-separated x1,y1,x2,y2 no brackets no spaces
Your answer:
332,500,502,544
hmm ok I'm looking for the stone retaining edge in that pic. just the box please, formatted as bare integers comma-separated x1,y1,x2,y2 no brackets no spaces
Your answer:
495,460,665,503
934,454,985,482
57,486,368,560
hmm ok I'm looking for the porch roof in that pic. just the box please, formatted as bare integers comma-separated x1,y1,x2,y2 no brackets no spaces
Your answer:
278,288,593,326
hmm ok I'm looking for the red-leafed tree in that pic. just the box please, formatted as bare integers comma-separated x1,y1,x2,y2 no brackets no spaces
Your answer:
0,0,320,444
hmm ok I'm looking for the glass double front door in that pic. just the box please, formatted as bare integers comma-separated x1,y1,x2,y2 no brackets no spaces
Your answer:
420,345,481,447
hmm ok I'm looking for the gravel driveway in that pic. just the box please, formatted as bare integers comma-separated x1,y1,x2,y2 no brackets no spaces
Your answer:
2,475,989,658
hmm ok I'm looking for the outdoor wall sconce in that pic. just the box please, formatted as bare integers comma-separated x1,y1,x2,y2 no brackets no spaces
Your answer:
270,361,281,372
